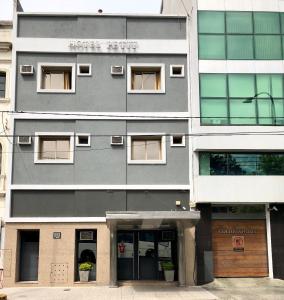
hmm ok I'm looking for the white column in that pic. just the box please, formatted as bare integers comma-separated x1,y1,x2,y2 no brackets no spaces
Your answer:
265,204,274,278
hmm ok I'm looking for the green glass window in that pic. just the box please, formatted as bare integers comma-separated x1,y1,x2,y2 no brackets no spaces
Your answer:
230,99,257,124
254,12,280,34
198,11,225,33
227,35,254,59
255,35,282,59
256,75,283,98
199,35,226,59
201,99,228,125
228,74,255,98
281,13,284,33
274,99,284,124
226,12,253,34
199,152,284,175
200,74,227,97
258,99,276,125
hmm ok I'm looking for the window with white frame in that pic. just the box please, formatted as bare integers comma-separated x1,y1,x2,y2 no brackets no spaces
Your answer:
34,133,74,163
127,63,165,93
171,135,185,147
37,63,76,93
76,134,91,146
170,65,184,77
77,64,92,76
128,135,166,164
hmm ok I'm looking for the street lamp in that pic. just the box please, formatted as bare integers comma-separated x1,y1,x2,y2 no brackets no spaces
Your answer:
243,92,276,125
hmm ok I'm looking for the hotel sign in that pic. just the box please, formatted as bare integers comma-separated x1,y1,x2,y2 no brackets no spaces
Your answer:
69,39,139,52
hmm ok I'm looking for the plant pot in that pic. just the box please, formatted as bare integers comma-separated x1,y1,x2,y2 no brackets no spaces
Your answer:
164,270,175,282
79,270,90,282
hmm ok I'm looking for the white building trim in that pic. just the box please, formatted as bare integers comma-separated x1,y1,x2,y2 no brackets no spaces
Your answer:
5,217,106,223
265,204,274,278
15,38,188,55
10,184,190,190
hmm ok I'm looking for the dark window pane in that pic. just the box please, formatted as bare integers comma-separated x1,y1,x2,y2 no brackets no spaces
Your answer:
229,154,258,175
200,74,227,97
199,35,226,59
254,12,280,34
0,73,6,98
198,11,225,33
209,153,227,175
227,35,254,59
226,12,253,33
255,35,282,59
201,98,228,125
259,153,284,175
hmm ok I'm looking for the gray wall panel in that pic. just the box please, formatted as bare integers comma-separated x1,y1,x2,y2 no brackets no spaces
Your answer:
127,191,190,211
16,53,187,112
18,16,126,39
17,15,186,39
126,18,186,39
11,190,126,217
11,190,188,217
13,120,188,185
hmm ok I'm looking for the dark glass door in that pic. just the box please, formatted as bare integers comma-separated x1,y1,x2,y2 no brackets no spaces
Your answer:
117,230,177,281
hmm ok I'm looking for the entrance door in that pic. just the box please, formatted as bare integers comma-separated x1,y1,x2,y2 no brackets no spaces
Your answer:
212,220,268,277
117,230,177,281
19,231,39,281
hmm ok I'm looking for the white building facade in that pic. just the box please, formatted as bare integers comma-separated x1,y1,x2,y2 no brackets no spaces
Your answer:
162,0,284,283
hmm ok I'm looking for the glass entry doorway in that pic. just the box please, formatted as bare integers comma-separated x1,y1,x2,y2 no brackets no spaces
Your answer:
117,230,177,281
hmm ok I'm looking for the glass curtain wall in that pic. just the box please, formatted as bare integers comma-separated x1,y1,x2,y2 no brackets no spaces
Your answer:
198,11,284,60
199,152,284,175
200,74,284,125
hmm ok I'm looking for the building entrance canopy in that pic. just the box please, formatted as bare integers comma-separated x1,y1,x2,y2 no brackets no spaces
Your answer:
106,210,200,229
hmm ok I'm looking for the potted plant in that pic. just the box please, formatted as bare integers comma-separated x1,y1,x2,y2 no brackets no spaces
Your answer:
161,261,175,282
79,262,93,282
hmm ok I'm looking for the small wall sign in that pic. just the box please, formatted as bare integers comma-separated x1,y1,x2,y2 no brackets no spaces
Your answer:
232,236,244,252
53,232,62,239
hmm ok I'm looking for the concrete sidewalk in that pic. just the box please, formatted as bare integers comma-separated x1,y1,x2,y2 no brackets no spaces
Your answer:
203,278,284,300
2,286,217,300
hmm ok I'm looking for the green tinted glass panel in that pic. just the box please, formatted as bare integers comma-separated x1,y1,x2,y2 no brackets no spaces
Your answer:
198,11,225,33
229,154,258,175
230,99,257,124
200,74,227,97
199,35,226,59
226,12,253,33
201,98,228,125
254,12,280,34
228,74,255,97
281,13,284,33
257,99,276,125
199,153,210,175
227,35,254,59
256,75,283,98
274,99,284,124
255,36,282,59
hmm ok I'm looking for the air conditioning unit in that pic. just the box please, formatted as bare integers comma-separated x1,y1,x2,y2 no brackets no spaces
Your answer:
20,65,34,75
18,136,32,145
79,231,94,241
111,65,124,75
111,136,124,145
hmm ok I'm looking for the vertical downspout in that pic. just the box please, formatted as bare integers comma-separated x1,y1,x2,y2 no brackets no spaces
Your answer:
265,204,274,278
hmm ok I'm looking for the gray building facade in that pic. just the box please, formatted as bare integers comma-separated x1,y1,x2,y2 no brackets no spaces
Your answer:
4,4,199,287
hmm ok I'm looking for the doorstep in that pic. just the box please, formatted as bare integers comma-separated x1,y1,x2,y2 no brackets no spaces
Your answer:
118,280,179,287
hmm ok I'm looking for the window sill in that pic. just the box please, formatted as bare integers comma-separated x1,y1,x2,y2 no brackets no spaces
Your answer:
37,89,75,94
128,90,165,94
128,160,166,165
34,159,74,164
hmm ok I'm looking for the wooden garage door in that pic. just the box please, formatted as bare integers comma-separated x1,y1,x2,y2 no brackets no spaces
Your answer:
212,220,268,277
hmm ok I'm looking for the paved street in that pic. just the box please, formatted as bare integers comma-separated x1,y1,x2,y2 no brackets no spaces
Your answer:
2,278,284,299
